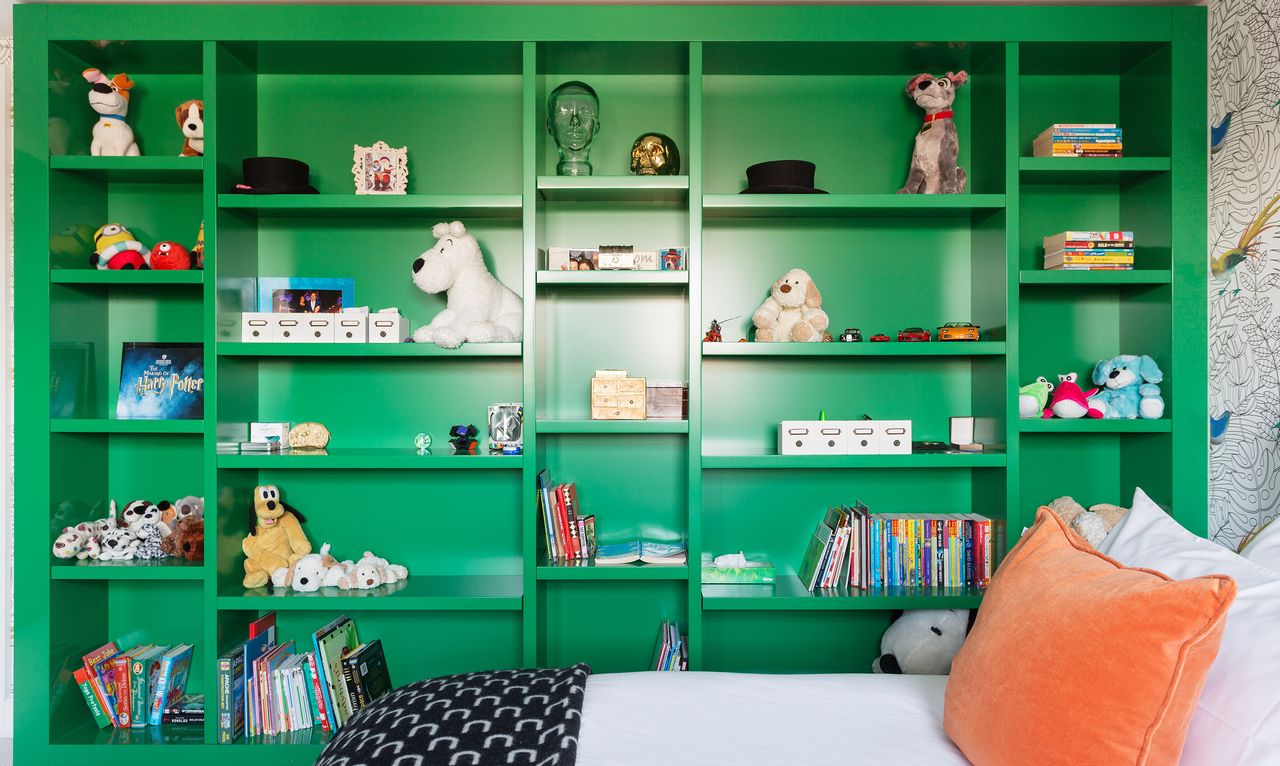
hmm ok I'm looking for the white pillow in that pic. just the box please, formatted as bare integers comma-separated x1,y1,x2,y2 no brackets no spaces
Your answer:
1098,488,1280,765
1240,516,1280,573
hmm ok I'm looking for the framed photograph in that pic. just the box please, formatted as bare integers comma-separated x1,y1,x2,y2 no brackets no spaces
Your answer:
116,342,205,420
256,277,355,313
353,140,408,195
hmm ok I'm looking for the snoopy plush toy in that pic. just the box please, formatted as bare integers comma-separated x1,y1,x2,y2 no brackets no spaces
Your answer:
410,221,523,348
82,68,140,156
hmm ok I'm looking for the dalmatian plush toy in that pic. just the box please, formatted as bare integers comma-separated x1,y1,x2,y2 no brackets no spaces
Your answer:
97,528,140,560
898,71,968,195
410,221,523,349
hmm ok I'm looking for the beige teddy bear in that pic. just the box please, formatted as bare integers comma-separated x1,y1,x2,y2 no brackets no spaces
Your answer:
1045,496,1129,548
752,268,829,342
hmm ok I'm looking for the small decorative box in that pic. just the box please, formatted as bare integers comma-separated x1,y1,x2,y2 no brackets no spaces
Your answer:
877,420,912,454
335,315,368,343
369,313,409,343
779,421,821,455
847,423,879,455
241,312,274,342
645,381,688,419
590,375,645,419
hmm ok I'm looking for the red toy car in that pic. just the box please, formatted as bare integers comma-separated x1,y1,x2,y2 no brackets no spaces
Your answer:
898,327,931,342
869,333,891,342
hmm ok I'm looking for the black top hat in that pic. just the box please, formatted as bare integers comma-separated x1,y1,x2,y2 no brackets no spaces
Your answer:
740,160,827,194
231,157,318,194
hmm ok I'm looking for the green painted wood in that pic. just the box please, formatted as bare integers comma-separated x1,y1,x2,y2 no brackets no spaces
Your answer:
17,6,1207,759
702,577,985,611
51,560,207,580
537,563,690,580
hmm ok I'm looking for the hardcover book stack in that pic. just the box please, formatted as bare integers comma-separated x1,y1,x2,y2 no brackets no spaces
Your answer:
1032,123,1123,157
1043,230,1135,271
74,641,195,729
216,612,391,743
797,502,994,592
536,468,597,562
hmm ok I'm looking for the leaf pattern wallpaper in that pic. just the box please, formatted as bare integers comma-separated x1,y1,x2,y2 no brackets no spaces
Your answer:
1210,0,1280,547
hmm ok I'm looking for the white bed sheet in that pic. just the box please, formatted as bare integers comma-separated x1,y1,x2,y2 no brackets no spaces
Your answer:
577,671,969,765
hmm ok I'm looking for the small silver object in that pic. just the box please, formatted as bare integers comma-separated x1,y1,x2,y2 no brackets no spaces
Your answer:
414,433,432,455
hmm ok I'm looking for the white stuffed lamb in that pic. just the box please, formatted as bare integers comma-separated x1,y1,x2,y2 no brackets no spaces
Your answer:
410,221,522,348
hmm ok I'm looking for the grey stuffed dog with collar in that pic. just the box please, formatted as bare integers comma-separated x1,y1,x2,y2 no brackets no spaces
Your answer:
898,71,968,194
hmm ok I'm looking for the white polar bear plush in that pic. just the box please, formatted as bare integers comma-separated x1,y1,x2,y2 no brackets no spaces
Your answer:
411,221,523,349
752,268,830,342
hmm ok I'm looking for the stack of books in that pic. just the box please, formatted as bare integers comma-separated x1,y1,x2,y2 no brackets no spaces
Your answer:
651,621,687,671
797,502,994,592
1043,230,1134,271
74,641,194,729
216,612,391,743
536,469,596,562
1033,124,1122,157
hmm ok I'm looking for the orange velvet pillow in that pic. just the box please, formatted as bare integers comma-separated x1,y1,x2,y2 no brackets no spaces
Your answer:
944,508,1236,766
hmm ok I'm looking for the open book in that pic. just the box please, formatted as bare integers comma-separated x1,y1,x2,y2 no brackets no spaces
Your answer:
595,541,687,565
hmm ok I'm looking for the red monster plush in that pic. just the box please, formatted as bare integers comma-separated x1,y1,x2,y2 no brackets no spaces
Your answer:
150,241,192,270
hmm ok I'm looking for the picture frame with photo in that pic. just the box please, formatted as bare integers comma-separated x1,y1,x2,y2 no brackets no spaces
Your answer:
256,277,355,313
352,140,408,195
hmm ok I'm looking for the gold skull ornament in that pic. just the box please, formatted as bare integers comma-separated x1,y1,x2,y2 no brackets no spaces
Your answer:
630,132,680,176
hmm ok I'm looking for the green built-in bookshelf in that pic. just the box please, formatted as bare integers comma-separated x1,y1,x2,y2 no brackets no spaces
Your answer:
16,5,1206,763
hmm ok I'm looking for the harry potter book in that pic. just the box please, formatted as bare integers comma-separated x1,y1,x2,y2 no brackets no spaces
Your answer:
115,342,205,420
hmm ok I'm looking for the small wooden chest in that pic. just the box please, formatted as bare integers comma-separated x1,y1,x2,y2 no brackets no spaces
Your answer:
590,376,646,420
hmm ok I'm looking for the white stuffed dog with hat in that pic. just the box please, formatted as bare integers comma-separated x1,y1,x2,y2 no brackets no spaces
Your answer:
410,221,522,349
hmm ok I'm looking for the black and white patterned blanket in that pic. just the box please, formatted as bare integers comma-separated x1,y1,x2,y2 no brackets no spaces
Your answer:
315,664,591,766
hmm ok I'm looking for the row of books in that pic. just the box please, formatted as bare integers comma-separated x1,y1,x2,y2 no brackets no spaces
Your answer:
75,641,194,729
651,621,687,671
1033,123,1123,157
217,612,390,743
536,469,597,562
1043,230,1135,271
798,503,994,592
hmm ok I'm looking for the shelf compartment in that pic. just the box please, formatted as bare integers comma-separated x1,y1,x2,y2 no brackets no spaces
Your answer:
51,559,206,580
536,270,689,286
49,155,203,181
537,419,688,434
217,448,522,470
1019,418,1171,433
702,452,1006,469
537,175,688,203
217,342,520,357
216,575,522,611
50,418,204,434
1020,270,1171,286
703,576,985,611
51,721,206,747
703,193,1006,218
1019,156,1170,183
704,341,1005,357
51,270,203,286
216,193,522,219
537,562,689,580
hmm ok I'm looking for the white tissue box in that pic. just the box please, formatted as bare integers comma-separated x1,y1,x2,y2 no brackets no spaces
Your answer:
335,316,367,343
369,314,409,343
241,312,274,342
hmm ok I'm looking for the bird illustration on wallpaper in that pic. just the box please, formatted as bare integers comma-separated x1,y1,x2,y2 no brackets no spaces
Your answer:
1211,111,1234,154
1211,193,1280,279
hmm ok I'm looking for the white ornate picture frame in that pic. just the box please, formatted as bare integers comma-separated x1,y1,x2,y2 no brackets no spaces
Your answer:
352,140,407,195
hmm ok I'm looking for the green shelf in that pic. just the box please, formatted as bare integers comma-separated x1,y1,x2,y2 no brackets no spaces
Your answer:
217,342,520,357
537,419,689,434
537,562,689,580
1019,418,1172,433
702,575,985,611
51,270,204,286
704,341,1006,357
702,452,1007,469
1019,270,1172,286
537,175,688,203
53,721,207,747
216,193,522,218
50,418,204,434
49,155,203,180
1019,156,1170,183
217,448,523,470
536,270,689,286
216,575,523,611
702,193,1006,218
51,559,206,580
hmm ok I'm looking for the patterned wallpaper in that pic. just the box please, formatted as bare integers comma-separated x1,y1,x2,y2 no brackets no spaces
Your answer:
1209,0,1280,547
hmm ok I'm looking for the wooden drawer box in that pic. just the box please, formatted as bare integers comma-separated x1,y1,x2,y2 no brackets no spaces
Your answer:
591,376,646,419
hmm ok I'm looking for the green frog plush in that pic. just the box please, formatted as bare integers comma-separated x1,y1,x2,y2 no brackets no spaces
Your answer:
1019,376,1054,418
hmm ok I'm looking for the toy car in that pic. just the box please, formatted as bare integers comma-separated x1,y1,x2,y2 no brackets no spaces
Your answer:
898,327,931,342
869,333,891,342
938,322,980,341
839,328,862,342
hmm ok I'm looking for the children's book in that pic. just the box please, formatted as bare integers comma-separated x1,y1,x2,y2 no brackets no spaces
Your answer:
217,641,246,743
130,644,169,729
115,342,205,420
242,627,274,737
315,617,360,728
304,651,332,732
346,639,391,712
163,694,204,724
595,540,687,565
149,644,193,725
73,667,112,729
798,518,835,591
249,612,277,642
111,644,151,728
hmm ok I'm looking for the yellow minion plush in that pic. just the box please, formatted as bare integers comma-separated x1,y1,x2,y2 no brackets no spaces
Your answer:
91,223,151,270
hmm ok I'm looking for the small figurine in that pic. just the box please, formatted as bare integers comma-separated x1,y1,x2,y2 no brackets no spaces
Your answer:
82,68,139,156
870,333,891,342
704,319,724,343
937,322,980,341
899,71,967,194
91,224,150,270
414,433,432,455
448,424,479,453
630,133,681,176
175,99,204,157
150,241,191,270
192,221,205,269
898,327,931,342
839,328,862,342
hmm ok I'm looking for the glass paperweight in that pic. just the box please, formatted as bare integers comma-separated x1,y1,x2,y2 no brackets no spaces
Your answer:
547,81,599,176
414,432,432,455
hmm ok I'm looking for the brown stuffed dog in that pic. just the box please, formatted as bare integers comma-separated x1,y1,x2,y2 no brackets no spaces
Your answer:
241,485,311,588
161,515,204,561
176,99,203,157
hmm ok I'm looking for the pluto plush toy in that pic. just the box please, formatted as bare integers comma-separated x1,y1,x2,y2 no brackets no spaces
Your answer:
241,485,312,588
82,68,140,156
91,224,150,270
410,221,523,348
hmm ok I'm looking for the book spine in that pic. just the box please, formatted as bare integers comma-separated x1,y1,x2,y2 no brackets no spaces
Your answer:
554,486,573,560
74,668,113,729
964,519,973,588
538,486,555,562
112,657,131,727
307,652,331,732
149,656,172,726
217,657,232,743
564,484,582,559
1048,230,1133,241
341,658,362,715
1058,241,1134,249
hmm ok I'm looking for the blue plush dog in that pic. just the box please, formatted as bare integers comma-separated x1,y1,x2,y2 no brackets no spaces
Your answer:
1088,355,1164,419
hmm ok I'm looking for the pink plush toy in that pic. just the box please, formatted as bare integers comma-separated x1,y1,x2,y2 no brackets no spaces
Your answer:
1043,372,1103,419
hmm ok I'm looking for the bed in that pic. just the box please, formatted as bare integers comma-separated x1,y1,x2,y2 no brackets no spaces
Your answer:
578,671,967,765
